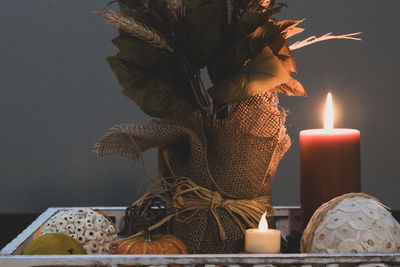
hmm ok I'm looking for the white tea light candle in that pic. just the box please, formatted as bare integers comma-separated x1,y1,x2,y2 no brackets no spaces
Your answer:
245,212,281,253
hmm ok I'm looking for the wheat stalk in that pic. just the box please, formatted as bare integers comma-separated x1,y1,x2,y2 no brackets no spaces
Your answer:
289,32,362,50
93,9,174,52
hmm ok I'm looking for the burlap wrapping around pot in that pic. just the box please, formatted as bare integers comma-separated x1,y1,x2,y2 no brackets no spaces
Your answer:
94,92,291,253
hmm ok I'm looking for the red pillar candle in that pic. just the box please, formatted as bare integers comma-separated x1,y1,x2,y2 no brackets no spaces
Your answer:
300,93,360,228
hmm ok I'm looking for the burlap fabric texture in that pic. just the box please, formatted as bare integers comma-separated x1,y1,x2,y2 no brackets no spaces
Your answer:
94,92,291,253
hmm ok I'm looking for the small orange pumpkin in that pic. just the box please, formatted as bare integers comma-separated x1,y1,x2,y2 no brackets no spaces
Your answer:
114,231,188,255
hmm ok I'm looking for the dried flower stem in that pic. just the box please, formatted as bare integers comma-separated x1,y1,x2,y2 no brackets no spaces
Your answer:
227,0,233,24
167,0,185,19
289,32,362,51
197,70,211,106
93,9,174,52
176,53,211,115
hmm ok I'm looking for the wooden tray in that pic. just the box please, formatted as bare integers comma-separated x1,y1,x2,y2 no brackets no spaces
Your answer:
1,206,399,267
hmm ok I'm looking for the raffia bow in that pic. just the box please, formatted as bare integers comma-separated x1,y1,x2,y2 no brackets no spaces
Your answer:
132,176,273,241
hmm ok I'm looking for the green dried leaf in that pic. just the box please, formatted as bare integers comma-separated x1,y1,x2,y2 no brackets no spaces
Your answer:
176,0,223,68
118,0,147,16
208,47,291,103
107,55,196,118
184,0,204,11
106,55,145,87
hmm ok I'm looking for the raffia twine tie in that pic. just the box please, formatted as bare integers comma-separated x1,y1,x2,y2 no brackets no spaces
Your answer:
131,177,273,241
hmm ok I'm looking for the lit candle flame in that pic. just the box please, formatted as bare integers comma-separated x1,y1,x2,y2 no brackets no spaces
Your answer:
324,92,334,129
258,212,268,232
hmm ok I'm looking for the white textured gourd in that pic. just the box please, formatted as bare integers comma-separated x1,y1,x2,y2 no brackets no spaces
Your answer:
41,208,117,254
301,193,400,253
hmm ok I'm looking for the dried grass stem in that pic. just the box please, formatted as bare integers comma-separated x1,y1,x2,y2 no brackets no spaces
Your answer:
289,32,362,50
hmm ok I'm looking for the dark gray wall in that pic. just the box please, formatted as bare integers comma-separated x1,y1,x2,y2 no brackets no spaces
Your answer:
0,0,399,213
274,0,400,208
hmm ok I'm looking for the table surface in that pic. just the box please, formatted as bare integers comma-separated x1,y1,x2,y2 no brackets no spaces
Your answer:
0,214,39,249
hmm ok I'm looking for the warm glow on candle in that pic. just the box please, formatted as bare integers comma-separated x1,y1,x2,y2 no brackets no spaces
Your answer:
258,212,268,232
300,91,361,228
246,211,281,253
324,92,334,129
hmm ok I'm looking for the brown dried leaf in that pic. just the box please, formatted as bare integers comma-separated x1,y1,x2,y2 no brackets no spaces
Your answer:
274,77,307,96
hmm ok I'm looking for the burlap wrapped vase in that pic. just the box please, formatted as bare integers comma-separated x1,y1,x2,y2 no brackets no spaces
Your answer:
94,92,290,253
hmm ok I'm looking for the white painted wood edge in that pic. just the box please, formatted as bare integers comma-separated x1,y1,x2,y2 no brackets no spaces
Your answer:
0,253,400,267
0,206,124,256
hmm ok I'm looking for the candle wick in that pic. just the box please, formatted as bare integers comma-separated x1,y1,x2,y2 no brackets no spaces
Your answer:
324,92,334,129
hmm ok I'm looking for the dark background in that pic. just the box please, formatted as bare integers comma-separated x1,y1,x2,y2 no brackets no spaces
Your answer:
1,0,399,246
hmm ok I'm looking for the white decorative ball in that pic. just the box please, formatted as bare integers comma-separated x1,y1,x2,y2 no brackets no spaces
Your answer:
42,208,117,254
301,193,400,253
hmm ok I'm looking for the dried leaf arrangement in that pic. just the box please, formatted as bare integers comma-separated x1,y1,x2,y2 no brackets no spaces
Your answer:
93,0,361,253
93,0,360,120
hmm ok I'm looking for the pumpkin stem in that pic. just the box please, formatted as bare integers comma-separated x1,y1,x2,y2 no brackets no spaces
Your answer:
144,228,152,242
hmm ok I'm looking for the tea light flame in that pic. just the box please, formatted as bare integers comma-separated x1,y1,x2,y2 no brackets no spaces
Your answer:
258,212,268,232
324,92,334,130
